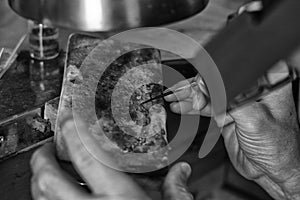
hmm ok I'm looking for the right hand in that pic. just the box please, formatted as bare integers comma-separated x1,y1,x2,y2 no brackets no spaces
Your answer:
165,75,300,200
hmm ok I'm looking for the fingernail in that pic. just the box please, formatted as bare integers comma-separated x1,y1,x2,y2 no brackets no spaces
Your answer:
180,162,192,177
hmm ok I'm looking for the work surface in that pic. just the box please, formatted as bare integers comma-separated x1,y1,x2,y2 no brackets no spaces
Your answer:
0,0,274,200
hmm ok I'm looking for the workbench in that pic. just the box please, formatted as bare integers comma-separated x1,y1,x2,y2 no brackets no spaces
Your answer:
0,0,273,199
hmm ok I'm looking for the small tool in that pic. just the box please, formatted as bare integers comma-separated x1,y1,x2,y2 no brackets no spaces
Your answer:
141,74,207,105
141,81,198,105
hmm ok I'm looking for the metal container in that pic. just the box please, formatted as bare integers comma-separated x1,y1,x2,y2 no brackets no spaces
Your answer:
9,0,208,32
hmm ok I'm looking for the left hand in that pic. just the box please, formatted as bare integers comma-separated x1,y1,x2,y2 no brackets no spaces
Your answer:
30,117,194,200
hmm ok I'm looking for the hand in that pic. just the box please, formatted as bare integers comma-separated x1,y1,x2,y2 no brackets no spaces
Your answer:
165,75,211,116
165,75,300,200
30,117,194,200
163,162,194,200
30,118,150,200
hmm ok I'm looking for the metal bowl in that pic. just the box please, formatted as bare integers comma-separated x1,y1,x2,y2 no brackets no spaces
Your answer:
9,0,208,32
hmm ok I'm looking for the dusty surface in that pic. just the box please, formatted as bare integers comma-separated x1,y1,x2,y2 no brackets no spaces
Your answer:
56,34,169,172
0,1,274,200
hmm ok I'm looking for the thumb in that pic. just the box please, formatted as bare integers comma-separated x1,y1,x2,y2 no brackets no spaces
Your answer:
163,162,194,200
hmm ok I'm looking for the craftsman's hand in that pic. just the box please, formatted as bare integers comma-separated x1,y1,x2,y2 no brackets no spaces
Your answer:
30,118,150,200
165,76,300,200
165,75,211,116
163,162,194,200
30,117,194,200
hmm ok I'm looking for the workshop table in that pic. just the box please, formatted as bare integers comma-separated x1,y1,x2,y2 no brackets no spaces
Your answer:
0,0,273,200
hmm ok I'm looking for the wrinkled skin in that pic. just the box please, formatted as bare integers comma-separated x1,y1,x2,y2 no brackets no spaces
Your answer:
31,79,300,200
165,71,300,199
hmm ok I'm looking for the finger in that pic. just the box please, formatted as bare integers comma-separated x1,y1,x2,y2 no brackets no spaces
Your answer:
164,79,193,102
30,143,87,200
220,122,242,174
61,117,146,196
170,100,211,116
167,78,194,91
163,162,194,200
260,83,294,114
190,88,209,112
228,84,293,130
165,86,192,102
187,105,211,117
166,82,208,105
170,101,193,114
